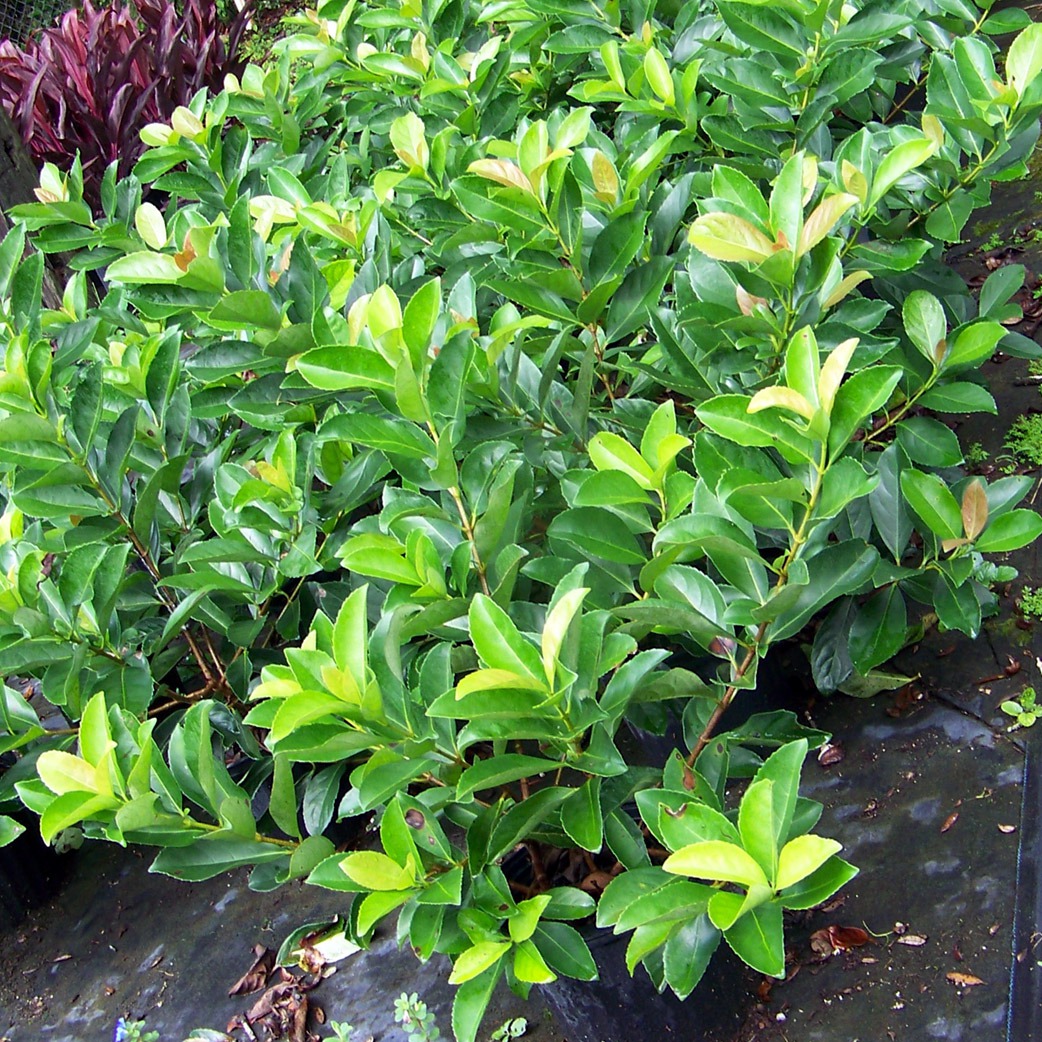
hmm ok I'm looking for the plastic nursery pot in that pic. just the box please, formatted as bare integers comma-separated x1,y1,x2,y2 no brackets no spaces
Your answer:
0,811,70,930
503,841,750,1042
542,918,749,1042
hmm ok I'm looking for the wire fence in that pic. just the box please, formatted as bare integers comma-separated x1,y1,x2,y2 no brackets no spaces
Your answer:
0,0,68,43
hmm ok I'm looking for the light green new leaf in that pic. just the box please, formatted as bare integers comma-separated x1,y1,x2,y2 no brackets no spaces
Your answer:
869,138,937,206
688,212,776,264
1007,22,1042,96
775,835,843,890
0,814,24,847
663,840,769,888
588,432,655,489
541,587,587,684
469,594,545,682
339,850,415,891
449,941,512,984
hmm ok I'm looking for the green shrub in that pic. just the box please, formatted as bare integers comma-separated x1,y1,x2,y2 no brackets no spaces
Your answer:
2,0,1042,1036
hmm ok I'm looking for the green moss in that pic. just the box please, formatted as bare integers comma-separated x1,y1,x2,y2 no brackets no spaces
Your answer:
1003,413,1042,467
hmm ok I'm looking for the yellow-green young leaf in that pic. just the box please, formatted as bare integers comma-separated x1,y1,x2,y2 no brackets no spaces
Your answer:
509,894,552,943
801,155,819,206
556,106,593,150
784,326,820,408
339,850,416,891
591,151,619,203
922,114,944,149
688,213,776,264
747,386,816,422
663,840,770,888
643,48,675,105
135,203,167,249
961,479,989,541
775,835,842,890
367,284,403,339
333,585,369,693
448,941,512,984
513,939,558,983
411,31,431,69
467,159,533,195
840,161,868,204
818,337,860,414
37,751,98,795
600,40,625,88
40,791,119,845
651,433,691,477
456,668,548,698
708,882,773,930
1007,22,1042,96
869,138,937,207
37,162,65,201
390,111,429,171
0,814,25,847
140,122,175,147
518,120,549,180
373,170,407,205
588,432,655,489
248,194,297,222
796,193,858,257
357,890,412,935
640,399,679,466
822,270,871,310
541,587,588,684
78,691,114,767
170,106,204,138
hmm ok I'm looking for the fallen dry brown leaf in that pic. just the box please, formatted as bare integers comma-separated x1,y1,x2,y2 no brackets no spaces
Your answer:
810,925,870,955
228,944,277,997
947,971,985,987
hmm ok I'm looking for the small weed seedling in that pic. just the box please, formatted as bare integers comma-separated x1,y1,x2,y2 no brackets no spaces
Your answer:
394,994,441,1042
329,1023,356,1042
114,1020,159,1042
490,1019,528,1041
1020,587,1042,620
1002,686,1040,729
966,442,989,466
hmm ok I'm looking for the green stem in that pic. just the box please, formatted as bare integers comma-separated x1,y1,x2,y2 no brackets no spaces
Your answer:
686,445,828,766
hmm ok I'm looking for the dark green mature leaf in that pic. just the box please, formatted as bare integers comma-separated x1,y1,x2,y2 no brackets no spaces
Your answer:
900,470,962,540
723,901,785,977
849,585,907,674
976,510,1042,553
457,755,561,801
548,507,648,564
150,834,288,881
533,923,598,981
663,915,721,999
770,542,878,641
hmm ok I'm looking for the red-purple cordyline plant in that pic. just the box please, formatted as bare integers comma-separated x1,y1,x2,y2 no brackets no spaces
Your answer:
0,0,251,204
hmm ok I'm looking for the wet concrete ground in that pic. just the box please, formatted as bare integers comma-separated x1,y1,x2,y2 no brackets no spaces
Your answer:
0,841,564,1042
